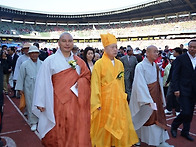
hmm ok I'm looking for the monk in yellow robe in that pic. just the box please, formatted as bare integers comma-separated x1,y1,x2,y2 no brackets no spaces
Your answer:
91,33,138,147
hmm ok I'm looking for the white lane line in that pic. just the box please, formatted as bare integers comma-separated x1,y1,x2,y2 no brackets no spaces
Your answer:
6,95,28,122
167,124,196,137
6,95,41,139
0,130,22,135
166,116,177,121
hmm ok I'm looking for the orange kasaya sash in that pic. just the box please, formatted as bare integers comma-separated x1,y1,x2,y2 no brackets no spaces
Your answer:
144,65,168,130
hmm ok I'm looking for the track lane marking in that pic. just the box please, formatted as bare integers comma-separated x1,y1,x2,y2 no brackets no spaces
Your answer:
0,130,22,135
5,95,41,139
167,124,196,137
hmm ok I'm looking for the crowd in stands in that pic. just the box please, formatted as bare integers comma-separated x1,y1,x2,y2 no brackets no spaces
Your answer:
0,15,196,38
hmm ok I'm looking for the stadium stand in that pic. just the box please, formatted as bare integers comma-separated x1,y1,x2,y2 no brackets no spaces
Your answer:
0,16,196,37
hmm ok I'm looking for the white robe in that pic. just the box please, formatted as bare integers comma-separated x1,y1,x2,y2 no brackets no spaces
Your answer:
13,54,29,81
32,49,80,138
15,58,42,125
129,57,169,146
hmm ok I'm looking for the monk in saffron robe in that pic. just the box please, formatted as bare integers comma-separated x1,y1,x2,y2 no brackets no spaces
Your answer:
32,32,91,147
91,33,138,147
129,45,174,147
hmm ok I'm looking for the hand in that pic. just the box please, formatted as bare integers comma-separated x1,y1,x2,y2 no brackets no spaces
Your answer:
37,106,45,112
97,107,101,110
174,91,180,97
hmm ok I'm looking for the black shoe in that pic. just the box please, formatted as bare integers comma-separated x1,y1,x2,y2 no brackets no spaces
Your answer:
171,127,177,138
181,133,194,141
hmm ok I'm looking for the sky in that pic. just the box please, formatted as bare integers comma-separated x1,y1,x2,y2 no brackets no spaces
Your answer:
0,0,154,14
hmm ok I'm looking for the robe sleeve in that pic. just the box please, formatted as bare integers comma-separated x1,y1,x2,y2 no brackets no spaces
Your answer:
15,62,26,91
129,64,155,130
32,58,54,120
91,61,101,120
129,64,154,117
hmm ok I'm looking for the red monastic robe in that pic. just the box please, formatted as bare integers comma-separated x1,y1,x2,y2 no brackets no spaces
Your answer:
42,56,91,147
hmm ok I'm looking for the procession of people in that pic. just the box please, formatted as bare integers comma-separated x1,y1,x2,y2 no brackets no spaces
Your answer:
0,32,195,147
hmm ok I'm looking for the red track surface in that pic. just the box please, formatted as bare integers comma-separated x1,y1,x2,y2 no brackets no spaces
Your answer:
0,93,195,147
0,94,43,147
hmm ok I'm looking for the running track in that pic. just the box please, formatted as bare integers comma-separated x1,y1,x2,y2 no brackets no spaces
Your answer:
0,94,195,147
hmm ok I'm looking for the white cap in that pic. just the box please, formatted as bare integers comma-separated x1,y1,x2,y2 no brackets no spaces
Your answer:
22,43,31,48
28,46,39,53
169,55,176,60
133,49,142,55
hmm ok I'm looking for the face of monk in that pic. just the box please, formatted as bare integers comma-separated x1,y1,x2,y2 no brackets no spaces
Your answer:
58,33,73,54
105,43,118,60
146,46,158,62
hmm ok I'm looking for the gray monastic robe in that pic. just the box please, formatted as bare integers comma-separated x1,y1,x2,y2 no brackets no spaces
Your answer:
15,58,42,125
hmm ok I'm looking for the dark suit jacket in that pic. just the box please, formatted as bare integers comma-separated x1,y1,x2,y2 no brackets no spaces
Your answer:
172,52,196,97
10,53,19,74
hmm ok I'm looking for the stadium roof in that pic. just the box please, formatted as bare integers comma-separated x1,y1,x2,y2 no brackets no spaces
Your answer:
0,0,154,14
0,0,196,24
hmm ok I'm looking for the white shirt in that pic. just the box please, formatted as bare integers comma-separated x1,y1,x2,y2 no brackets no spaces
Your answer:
127,55,132,61
11,53,15,59
111,60,115,66
187,52,196,69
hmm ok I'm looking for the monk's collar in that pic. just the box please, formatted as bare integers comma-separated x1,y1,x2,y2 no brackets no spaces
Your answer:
144,57,154,66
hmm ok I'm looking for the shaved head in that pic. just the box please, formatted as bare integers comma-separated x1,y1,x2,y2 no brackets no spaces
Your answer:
59,32,73,40
58,32,74,57
146,45,158,63
146,45,157,53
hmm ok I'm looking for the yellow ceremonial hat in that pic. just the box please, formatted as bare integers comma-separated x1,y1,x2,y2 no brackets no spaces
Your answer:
100,33,117,47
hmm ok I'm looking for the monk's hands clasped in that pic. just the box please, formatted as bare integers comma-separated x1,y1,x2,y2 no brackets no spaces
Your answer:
37,106,45,112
